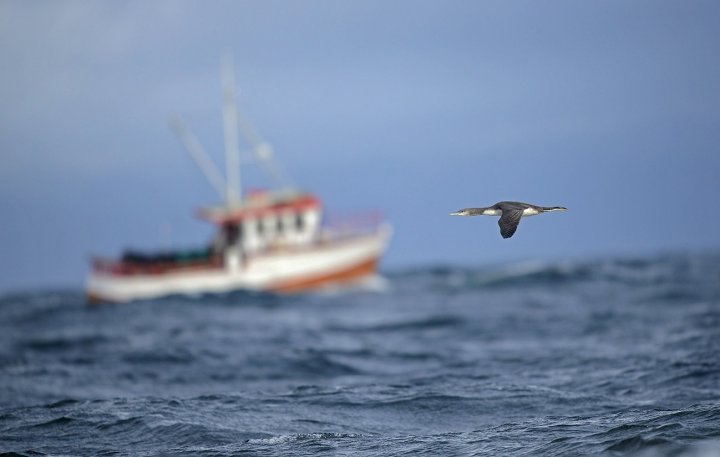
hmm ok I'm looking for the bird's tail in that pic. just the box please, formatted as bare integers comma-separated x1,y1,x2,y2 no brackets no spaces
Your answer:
541,206,567,212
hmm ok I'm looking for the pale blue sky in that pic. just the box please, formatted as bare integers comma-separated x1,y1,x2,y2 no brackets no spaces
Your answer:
1,1,719,291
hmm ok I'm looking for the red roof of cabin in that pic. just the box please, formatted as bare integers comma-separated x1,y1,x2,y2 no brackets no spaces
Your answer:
196,190,321,225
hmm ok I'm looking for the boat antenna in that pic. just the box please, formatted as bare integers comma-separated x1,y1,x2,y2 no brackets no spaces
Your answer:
235,108,294,191
221,51,242,207
169,116,228,202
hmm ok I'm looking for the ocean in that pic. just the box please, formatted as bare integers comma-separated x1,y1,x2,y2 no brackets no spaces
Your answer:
1,253,719,456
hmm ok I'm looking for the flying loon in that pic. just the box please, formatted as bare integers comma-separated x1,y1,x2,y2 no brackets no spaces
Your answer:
450,201,567,239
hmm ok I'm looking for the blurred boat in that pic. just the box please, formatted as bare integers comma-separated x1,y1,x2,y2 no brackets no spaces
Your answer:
86,55,391,303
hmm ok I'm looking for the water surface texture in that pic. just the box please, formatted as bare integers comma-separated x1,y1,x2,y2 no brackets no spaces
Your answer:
1,253,719,456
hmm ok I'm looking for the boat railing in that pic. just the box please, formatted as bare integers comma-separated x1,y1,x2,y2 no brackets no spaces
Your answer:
321,210,385,240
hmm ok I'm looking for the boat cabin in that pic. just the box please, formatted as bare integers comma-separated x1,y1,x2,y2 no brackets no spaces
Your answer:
198,190,321,256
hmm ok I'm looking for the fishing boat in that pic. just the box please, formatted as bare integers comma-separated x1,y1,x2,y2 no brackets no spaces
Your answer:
86,56,391,303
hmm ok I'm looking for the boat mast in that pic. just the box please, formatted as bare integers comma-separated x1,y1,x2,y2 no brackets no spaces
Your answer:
221,51,242,207
172,52,294,205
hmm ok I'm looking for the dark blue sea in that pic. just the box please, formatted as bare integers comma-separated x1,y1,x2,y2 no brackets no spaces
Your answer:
1,253,720,456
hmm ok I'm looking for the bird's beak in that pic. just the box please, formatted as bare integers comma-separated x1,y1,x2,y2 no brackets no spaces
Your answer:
449,211,461,216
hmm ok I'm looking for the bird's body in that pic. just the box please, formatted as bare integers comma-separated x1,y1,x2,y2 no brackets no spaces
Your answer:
450,201,566,238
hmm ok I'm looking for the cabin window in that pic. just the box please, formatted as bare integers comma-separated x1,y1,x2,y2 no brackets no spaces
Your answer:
295,213,305,231
276,217,284,234
256,219,264,236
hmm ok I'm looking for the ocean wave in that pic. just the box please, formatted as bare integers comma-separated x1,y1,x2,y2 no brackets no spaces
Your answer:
245,432,361,445
3,400,720,456
0,291,85,328
0,452,47,457
238,349,363,380
19,334,113,352
284,351,362,377
121,348,197,365
44,399,80,409
396,253,720,293
328,315,463,333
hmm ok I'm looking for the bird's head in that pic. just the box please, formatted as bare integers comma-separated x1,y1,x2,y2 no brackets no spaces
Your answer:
449,208,472,216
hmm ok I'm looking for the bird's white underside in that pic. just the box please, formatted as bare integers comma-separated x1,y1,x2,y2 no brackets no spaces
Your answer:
483,208,539,217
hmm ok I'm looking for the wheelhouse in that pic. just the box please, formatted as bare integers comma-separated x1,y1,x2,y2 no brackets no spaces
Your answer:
198,190,322,255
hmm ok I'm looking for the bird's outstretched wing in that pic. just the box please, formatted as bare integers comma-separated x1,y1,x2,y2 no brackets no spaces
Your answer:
498,210,523,238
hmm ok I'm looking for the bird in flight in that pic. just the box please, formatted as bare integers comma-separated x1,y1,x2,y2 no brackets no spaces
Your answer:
450,201,567,239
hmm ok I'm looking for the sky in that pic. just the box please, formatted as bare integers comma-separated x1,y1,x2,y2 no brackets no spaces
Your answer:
1,0,719,292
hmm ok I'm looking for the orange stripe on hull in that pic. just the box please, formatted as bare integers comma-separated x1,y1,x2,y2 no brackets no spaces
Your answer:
86,292,119,305
269,257,379,293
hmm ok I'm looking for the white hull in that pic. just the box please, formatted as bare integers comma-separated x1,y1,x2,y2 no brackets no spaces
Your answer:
86,226,390,303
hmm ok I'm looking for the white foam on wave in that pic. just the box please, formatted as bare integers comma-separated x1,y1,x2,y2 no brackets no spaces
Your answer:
246,432,361,445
